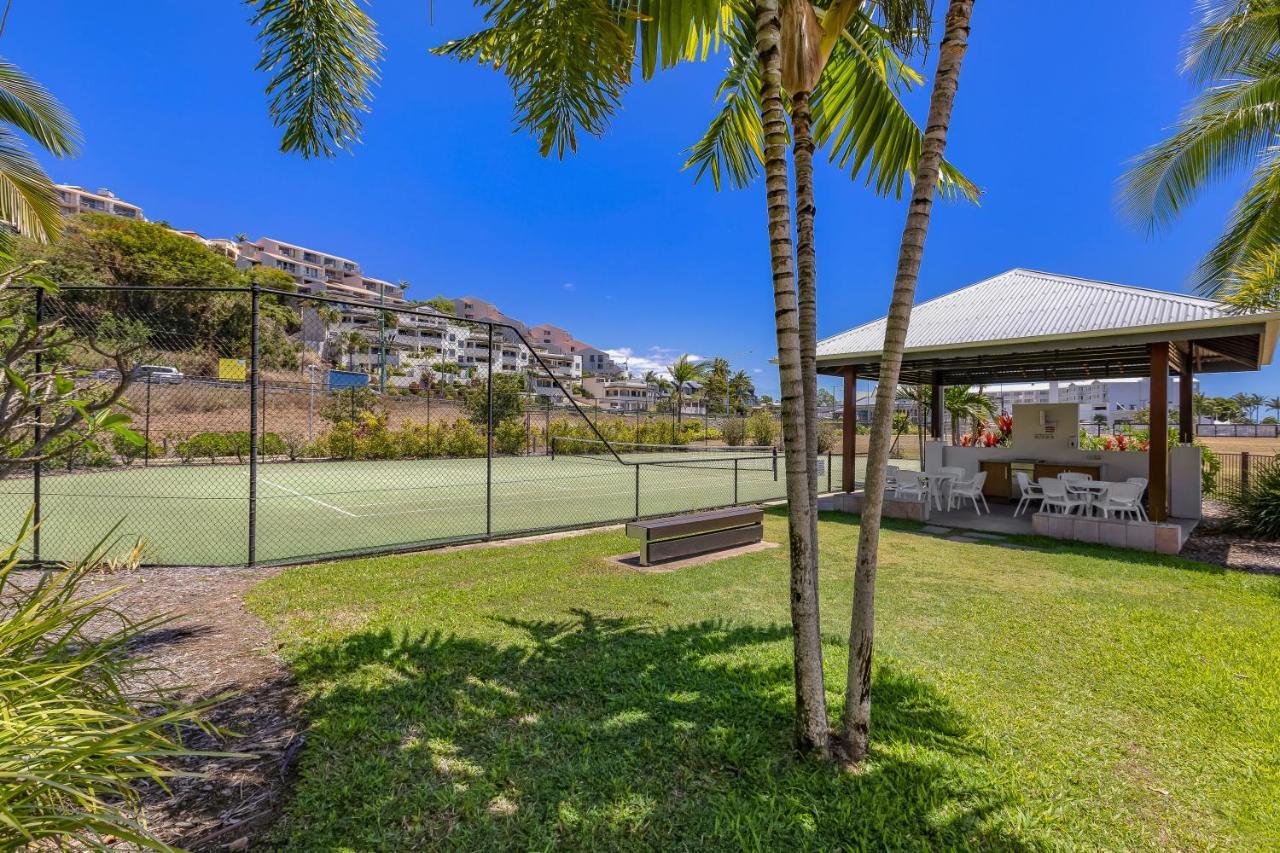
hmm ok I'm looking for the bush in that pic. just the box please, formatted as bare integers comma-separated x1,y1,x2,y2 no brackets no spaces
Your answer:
495,418,527,455
1223,459,1280,539
177,431,229,463
721,417,747,447
816,421,839,454
447,420,486,457
111,431,159,465
0,520,214,849
746,411,779,447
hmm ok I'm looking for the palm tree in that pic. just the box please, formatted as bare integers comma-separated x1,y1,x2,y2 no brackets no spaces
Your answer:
667,355,708,424
1120,0,1280,298
0,61,80,242
1247,392,1265,423
846,0,976,764
728,369,755,413
895,383,931,461
340,330,367,371
942,385,996,442
1268,396,1280,422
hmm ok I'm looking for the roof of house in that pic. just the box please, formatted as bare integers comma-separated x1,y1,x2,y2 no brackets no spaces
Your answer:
815,268,1280,383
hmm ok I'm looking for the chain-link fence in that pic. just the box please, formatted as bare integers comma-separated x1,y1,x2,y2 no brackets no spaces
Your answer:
3,284,857,567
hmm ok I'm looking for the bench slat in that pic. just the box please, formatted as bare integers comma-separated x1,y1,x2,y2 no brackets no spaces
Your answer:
644,523,763,566
626,508,763,540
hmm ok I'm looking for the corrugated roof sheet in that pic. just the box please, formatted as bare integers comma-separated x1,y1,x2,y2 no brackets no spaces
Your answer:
816,268,1236,358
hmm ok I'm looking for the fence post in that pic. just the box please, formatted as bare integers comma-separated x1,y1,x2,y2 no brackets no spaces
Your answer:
544,402,551,456
634,464,641,519
772,445,778,481
143,375,152,466
247,285,260,568
32,287,42,564
486,325,493,538
349,387,356,460
827,450,833,492
1242,451,1251,492
733,458,739,504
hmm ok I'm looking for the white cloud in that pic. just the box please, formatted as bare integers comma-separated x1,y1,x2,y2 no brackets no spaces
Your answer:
604,346,705,376
752,368,763,374
561,282,576,291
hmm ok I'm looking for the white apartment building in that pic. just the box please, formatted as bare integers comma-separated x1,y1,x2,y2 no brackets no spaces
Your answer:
56,185,144,220
528,349,582,403
583,376,653,411
981,377,1197,425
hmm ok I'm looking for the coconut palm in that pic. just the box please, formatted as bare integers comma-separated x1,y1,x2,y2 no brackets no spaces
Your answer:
339,330,367,371
1120,0,1280,297
728,369,755,413
846,0,976,763
1268,396,1280,421
667,355,708,424
0,61,80,242
941,385,994,444
895,383,931,460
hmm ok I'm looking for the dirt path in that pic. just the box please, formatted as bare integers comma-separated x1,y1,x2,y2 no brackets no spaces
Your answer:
68,566,301,850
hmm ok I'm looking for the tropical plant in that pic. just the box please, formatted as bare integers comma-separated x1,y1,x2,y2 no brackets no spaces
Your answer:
1120,0,1280,297
0,61,80,242
1223,458,1280,537
728,369,755,413
667,354,708,424
942,384,995,444
847,0,976,764
463,372,526,426
895,383,931,460
339,330,367,370
1268,395,1280,421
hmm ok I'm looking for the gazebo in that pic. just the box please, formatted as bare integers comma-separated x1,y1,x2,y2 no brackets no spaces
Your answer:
817,269,1280,546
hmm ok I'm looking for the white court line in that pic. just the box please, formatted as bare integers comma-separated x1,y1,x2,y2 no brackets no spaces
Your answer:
261,477,358,517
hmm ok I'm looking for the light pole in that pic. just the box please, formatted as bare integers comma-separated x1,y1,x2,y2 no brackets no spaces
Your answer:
378,286,387,393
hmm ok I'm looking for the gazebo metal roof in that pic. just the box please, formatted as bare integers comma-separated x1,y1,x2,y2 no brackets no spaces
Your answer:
816,269,1280,385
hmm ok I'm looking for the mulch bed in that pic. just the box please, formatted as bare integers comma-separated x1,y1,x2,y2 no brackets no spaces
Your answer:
1179,499,1280,575
30,566,301,851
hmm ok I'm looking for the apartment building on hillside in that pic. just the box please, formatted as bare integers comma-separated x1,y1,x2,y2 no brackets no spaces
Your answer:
582,376,653,412
56,185,144,220
528,323,625,378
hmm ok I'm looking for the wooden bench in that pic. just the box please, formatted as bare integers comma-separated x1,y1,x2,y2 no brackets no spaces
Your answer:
624,507,764,566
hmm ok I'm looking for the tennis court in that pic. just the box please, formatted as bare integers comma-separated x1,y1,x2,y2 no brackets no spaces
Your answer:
2,450,894,566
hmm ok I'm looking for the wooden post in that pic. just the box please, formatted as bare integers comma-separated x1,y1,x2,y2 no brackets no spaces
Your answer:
1149,343,1169,522
842,367,857,492
930,380,943,440
1179,347,1194,444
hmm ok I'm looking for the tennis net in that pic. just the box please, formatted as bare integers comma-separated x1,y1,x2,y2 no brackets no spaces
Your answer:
550,436,779,475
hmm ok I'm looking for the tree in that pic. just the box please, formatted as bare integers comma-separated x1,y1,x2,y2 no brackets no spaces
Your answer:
464,372,526,426
1120,0,1280,297
339,330,367,370
1268,396,1280,421
667,354,708,424
729,370,756,413
846,0,976,764
424,295,456,315
941,385,994,444
896,383,931,461
816,387,836,408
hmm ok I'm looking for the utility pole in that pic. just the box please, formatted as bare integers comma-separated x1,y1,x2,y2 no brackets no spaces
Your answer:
378,285,387,393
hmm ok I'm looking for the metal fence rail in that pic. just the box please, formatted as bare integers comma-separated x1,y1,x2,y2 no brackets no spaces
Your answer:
1205,451,1278,496
5,284,870,567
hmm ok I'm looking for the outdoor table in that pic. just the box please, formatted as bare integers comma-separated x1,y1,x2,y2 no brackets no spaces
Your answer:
921,471,958,511
1066,480,1111,516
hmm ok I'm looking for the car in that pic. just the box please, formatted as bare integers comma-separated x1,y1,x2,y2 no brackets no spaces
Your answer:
89,367,121,381
130,364,184,384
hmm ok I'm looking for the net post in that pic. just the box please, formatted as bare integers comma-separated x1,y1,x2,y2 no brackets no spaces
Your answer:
349,387,356,460
772,445,778,481
827,449,832,492
143,375,152,466
634,464,640,520
733,457,739,504
486,324,493,539
32,287,42,564
248,284,260,568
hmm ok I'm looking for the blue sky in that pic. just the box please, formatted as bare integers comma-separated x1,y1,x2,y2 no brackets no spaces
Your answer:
11,1,1269,399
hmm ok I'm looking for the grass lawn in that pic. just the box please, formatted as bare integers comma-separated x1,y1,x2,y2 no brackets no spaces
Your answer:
247,511,1280,850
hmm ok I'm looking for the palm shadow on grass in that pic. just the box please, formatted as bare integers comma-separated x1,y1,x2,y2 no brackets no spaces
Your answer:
272,609,1037,850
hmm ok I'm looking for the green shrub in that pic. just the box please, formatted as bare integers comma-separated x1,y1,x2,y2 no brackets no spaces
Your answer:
225,431,252,463
0,519,215,849
177,431,229,463
260,432,287,457
721,417,747,447
1222,459,1280,539
110,431,159,465
746,411,779,447
495,419,527,455
447,420,486,457
816,421,839,454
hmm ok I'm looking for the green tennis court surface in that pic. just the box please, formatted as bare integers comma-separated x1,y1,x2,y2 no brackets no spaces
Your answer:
1,453,893,566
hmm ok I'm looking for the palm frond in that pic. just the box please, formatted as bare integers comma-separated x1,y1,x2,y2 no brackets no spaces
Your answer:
1195,149,1280,293
0,60,78,158
1183,0,1280,83
812,25,978,200
248,0,383,159
1120,69,1280,232
0,125,61,243
435,0,632,158
616,0,734,80
683,12,764,189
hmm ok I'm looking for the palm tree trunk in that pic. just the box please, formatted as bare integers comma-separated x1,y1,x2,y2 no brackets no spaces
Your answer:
842,0,975,764
756,0,830,758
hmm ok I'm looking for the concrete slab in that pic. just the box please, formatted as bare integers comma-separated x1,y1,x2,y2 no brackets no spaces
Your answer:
921,525,952,535
966,531,1007,541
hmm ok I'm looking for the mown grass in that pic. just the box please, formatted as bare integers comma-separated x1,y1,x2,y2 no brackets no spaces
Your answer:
247,510,1280,850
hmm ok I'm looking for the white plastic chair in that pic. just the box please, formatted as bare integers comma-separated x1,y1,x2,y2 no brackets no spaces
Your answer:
894,472,929,504
947,471,989,514
1057,471,1093,483
1013,471,1043,516
885,465,900,497
1125,477,1150,521
1039,478,1088,515
1095,481,1146,521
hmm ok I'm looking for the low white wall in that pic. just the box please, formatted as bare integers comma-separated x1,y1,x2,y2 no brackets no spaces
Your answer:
939,445,1152,483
